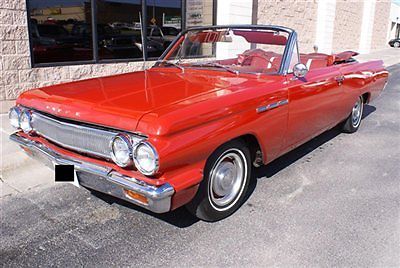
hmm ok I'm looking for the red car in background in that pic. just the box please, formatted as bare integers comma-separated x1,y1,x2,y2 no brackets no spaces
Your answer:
9,25,388,221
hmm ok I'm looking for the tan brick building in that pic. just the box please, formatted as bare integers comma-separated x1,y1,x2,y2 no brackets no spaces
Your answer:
0,0,397,108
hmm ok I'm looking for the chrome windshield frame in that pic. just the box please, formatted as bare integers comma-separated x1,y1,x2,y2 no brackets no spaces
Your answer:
155,24,298,76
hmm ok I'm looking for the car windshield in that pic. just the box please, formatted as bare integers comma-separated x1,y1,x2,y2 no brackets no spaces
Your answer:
156,27,290,74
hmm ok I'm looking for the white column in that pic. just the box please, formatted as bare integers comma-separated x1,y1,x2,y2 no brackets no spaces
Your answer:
315,0,337,54
359,0,376,54
216,0,252,59
217,0,252,25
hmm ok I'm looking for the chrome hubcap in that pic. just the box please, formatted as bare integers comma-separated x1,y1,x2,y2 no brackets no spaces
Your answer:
394,42,400,48
351,97,363,127
209,150,247,210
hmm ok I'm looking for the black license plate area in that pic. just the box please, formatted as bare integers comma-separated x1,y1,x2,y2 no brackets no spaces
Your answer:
55,165,75,182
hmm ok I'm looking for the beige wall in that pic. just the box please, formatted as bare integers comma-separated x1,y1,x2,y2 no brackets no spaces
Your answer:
371,1,391,50
257,0,318,53
331,0,363,52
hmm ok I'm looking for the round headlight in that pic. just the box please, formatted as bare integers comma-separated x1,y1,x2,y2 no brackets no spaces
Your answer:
20,110,33,133
110,134,133,167
133,142,159,176
8,107,22,129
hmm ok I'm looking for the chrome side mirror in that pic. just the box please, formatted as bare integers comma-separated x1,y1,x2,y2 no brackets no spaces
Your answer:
293,63,308,78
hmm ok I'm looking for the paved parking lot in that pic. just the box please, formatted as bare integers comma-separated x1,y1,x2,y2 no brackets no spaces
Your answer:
1,64,399,267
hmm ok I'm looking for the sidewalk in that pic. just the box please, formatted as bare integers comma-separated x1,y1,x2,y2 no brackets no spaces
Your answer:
1,48,400,198
1,114,53,198
356,47,400,67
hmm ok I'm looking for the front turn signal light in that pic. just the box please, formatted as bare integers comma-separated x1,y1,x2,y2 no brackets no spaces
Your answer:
124,189,148,205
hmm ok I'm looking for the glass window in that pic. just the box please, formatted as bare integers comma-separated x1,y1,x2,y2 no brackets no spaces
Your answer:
161,28,289,74
146,0,182,58
186,0,214,27
288,41,300,73
27,0,215,66
29,0,93,64
95,0,143,60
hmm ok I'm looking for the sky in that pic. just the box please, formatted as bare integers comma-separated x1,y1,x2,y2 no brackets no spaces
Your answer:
393,0,400,6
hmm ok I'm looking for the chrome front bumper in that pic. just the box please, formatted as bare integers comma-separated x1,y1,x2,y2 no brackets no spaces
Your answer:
10,133,174,213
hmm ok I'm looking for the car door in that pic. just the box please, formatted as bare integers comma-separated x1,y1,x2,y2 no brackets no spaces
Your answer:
284,65,344,150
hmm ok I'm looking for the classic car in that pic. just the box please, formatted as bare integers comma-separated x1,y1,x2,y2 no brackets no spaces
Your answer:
388,38,400,48
9,25,388,221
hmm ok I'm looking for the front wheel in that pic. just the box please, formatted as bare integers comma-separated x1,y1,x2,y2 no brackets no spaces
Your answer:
394,42,400,48
186,140,251,221
342,96,364,133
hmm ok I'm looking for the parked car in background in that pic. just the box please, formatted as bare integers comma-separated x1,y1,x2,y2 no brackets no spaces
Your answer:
110,22,141,31
31,23,77,63
9,25,388,221
388,38,400,48
148,25,179,49
161,26,180,37
71,23,142,59
63,23,164,59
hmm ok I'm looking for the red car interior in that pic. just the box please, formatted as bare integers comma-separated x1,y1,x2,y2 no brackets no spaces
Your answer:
232,30,288,45
216,49,359,73
183,31,358,74
216,50,331,73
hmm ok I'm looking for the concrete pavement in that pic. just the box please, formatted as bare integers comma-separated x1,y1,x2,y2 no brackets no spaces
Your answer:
357,47,400,67
0,66,399,265
1,114,53,198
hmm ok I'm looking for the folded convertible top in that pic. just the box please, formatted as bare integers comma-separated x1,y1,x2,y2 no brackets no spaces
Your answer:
333,51,359,63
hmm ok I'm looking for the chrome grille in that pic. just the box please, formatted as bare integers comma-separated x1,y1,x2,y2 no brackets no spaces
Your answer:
31,112,118,159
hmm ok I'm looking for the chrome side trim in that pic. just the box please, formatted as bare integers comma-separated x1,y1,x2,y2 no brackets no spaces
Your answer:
10,132,174,213
256,99,289,113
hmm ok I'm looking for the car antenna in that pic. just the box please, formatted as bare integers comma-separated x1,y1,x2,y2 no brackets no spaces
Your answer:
139,12,146,71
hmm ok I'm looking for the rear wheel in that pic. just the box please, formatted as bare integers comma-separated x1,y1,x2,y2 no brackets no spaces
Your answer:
394,41,400,48
342,96,364,133
186,140,251,221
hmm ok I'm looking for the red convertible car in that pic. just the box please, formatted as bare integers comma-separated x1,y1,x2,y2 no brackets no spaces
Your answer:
9,25,388,221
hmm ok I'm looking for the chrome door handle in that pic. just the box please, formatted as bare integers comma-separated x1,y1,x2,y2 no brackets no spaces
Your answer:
335,76,345,84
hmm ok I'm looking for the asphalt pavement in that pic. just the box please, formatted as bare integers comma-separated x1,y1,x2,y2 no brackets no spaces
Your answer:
1,64,399,267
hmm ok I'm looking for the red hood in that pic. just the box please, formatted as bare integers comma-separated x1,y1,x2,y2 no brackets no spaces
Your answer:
17,68,266,132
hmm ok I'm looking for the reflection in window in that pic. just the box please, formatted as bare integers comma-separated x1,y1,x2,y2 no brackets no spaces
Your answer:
186,0,213,27
27,0,215,66
29,0,93,64
146,0,182,58
96,0,143,60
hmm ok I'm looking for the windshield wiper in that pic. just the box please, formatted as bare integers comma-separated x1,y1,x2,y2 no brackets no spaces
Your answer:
191,62,239,75
155,59,185,72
